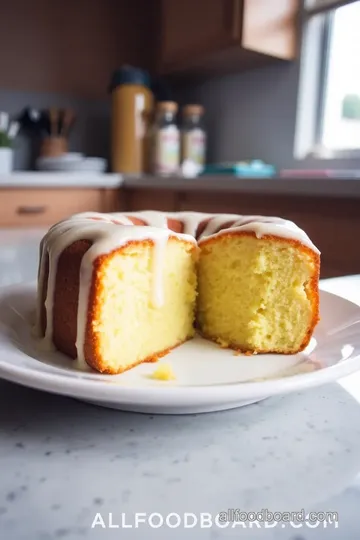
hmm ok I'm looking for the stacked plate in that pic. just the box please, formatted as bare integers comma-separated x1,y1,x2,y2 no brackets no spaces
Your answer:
36,153,107,174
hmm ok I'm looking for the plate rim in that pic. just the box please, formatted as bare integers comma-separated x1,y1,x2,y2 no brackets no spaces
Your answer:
0,282,359,405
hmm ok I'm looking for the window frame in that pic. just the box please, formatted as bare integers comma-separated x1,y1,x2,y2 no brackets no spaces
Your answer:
295,0,360,160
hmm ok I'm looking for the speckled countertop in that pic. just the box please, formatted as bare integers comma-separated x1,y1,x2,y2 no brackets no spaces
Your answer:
2,172,360,198
0,230,360,540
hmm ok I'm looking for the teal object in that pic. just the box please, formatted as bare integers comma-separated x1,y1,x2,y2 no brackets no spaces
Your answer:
201,160,276,178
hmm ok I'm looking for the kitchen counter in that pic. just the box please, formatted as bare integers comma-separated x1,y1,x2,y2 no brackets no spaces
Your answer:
2,173,360,198
123,174,360,198
0,172,123,188
0,228,360,539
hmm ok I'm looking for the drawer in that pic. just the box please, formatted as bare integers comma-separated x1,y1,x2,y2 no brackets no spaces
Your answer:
0,189,105,226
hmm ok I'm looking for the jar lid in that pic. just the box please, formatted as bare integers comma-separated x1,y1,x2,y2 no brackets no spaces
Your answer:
182,104,204,116
156,101,178,113
108,65,150,92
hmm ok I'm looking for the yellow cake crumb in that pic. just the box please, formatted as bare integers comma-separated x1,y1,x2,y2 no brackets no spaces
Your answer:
151,363,176,381
216,338,230,348
198,234,318,354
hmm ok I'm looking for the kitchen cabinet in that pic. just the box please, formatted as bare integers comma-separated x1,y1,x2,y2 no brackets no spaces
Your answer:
0,188,121,227
158,0,299,75
124,188,178,212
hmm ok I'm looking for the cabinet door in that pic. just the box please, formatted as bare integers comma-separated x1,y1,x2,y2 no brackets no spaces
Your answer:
241,0,298,60
159,0,239,72
0,189,105,227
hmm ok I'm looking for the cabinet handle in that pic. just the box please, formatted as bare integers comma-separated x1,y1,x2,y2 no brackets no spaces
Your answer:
17,205,47,215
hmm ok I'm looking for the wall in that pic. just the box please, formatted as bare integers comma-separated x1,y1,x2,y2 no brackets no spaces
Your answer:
0,0,153,98
0,0,154,170
175,61,360,171
175,62,299,169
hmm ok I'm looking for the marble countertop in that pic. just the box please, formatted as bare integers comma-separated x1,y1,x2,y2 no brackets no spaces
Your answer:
0,229,359,540
0,172,123,188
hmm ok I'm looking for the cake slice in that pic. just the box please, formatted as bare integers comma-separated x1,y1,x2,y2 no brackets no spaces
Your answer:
36,219,198,374
83,238,197,373
197,230,320,354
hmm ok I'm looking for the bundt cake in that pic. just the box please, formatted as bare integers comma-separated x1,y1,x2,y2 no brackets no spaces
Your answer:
34,211,320,374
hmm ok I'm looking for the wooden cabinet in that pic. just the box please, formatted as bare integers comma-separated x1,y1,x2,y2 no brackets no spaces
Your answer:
0,188,121,227
160,0,238,70
241,0,298,60
158,0,298,75
124,188,178,212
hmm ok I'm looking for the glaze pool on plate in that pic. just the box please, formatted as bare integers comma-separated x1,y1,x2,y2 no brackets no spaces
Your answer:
0,283,359,413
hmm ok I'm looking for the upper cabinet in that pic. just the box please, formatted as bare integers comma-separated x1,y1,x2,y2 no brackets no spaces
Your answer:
157,0,299,76
159,0,239,69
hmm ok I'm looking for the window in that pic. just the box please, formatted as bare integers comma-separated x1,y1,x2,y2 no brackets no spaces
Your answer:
295,0,360,159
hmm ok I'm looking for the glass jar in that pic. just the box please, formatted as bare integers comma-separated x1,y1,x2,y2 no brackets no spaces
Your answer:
181,104,206,169
151,101,180,176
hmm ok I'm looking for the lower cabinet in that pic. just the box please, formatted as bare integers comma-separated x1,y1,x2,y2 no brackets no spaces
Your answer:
0,188,121,226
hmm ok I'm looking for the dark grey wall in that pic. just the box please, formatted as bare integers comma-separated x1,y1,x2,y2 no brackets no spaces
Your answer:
175,62,299,170
175,61,360,171
0,90,110,170
7,60,360,173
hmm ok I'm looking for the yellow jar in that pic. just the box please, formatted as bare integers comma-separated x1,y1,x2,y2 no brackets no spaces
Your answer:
110,67,154,174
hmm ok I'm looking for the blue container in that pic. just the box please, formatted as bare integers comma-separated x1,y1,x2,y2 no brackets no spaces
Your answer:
201,160,276,178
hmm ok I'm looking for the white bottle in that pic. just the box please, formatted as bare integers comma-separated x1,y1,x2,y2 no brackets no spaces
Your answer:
181,104,206,170
151,101,180,176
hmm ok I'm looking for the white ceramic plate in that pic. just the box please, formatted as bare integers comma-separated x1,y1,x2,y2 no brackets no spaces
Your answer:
0,282,359,414
36,155,106,174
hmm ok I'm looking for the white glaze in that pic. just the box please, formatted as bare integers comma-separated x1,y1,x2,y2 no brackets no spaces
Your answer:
36,210,319,365
35,214,196,365
197,214,320,254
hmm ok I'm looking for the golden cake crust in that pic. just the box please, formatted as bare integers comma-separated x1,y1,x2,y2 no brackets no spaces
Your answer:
40,235,196,374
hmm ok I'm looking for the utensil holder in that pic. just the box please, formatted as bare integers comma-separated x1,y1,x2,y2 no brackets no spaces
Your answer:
0,148,13,174
40,136,68,158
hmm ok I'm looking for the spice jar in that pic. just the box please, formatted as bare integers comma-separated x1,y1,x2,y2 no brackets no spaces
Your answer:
181,105,206,169
151,101,180,176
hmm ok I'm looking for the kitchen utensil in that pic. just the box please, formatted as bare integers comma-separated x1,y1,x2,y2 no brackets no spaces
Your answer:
17,107,43,134
7,122,20,140
60,109,75,137
39,136,68,158
49,108,59,136
0,112,9,132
